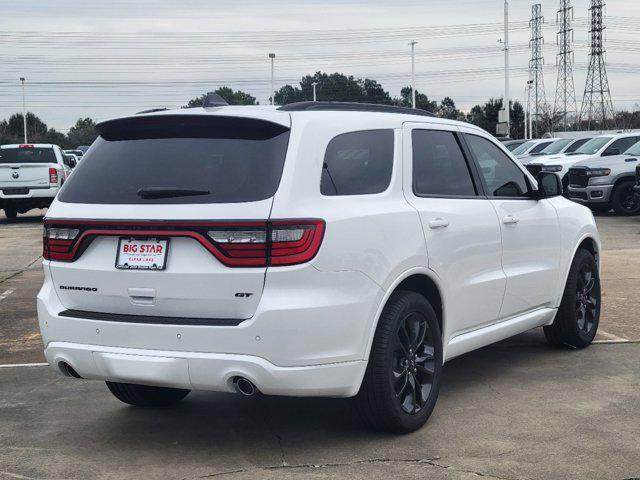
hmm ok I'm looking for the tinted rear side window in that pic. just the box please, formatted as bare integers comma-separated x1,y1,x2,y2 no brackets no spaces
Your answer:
412,130,476,197
321,130,394,195
58,115,290,204
0,147,57,164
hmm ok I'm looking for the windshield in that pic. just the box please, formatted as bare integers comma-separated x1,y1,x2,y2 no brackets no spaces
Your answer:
529,141,554,154
624,141,640,156
511,141,535,156
540,139,572,155
564,138,591,153
0,147,57,164
58,115,291,205
505,142,523,152
572,137,612,155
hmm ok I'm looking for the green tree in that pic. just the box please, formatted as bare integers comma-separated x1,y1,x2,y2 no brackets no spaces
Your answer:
438,96,463,120
398,87,438,113
185,87,258,107
465,98,525,139
274,72,393,105
66,118,98,148
4,112,48,141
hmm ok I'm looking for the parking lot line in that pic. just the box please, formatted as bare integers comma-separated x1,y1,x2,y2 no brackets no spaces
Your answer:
0,289,14,302
0,363,48,368
596,330,630,343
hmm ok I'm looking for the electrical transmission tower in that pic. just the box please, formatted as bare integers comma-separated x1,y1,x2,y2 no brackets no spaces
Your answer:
579,0,615,130
529,3,548,137
554,0,577,131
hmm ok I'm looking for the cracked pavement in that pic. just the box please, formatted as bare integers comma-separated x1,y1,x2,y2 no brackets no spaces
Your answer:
0,211,639,479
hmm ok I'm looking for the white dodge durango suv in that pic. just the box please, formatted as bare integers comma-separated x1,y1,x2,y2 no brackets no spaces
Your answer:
38,99,602,433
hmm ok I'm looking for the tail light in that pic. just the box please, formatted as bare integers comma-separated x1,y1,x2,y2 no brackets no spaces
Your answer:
49,168,58,185
43,219,325,267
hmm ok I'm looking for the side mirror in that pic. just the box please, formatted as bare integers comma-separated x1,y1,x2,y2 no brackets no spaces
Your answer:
536,171,562,198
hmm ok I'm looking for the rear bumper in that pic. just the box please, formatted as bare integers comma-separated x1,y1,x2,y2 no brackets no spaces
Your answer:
0,187,57,209
37,263,381,397
567,184,614,204
45,341,366,397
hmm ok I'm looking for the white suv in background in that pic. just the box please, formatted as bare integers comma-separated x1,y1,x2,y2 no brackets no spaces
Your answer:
38,100,601,433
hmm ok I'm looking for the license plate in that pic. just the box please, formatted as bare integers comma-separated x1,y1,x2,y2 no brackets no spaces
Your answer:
116,238,168,270
3,187,29,195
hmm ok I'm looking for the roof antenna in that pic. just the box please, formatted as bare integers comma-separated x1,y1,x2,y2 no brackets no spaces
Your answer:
203,93,229,108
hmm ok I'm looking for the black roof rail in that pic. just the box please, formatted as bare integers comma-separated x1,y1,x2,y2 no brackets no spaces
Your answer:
136,107,169,115
278,101,436,117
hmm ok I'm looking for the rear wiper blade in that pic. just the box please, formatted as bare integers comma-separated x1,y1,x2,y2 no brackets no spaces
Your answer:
137,187,211,199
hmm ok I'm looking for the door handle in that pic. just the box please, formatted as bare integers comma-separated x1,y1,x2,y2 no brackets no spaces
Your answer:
502,215,520,225
428,218,450,229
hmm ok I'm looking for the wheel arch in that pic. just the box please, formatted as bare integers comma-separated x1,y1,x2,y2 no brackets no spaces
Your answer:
363,268,445,363
555,233,601,307
612,174,635,189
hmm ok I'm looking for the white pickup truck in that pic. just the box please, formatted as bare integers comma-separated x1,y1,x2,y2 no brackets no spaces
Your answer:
0,144,70,218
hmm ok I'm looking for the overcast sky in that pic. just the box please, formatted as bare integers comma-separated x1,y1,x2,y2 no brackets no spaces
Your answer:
1,0,638,131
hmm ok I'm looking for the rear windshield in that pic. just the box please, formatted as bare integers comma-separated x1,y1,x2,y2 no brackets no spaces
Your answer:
0,147,57,164
58,115,290,204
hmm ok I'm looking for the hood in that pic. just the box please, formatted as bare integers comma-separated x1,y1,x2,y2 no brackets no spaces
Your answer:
534,153,594,167
572,154,638,169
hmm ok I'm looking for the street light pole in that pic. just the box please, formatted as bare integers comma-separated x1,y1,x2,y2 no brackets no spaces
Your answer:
527,80,534,139
409,41,417,109
504,0,510,132
312,82,318,102
268,53,276,105
524,84,528,140
20,77,27,144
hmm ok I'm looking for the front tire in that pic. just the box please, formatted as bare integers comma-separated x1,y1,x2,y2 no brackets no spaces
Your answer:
106,382,190,407
544,249,600,348
353,291,442,433
611,180,640,216
3,208,17,219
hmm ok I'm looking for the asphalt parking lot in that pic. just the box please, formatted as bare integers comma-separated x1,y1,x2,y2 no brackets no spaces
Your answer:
0,209,639,480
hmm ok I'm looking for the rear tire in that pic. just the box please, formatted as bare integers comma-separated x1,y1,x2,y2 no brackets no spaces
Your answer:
352,291,442,433
544,249,600,349
3,208,17,219
106,381,190,407
611,180,640,216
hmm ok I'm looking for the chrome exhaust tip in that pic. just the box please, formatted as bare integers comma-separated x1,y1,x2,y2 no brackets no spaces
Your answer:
58,361,83,379
233,377,257,396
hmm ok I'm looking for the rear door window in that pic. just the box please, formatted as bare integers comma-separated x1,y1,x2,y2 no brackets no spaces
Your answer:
412,130,477,197
58,115,291,204
321,130,394,195
0,147,57,164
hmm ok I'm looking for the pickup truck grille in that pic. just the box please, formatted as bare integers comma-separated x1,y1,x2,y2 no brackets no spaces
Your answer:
568,190,588,200
568,167,589,188
526,164,543,177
